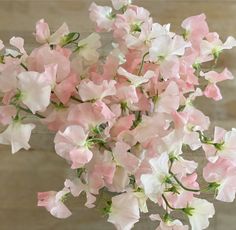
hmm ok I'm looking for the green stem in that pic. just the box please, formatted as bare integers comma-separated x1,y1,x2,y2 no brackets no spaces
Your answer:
138,52,149,76
162,194,183,211
16,105,45,119
71,96,83,103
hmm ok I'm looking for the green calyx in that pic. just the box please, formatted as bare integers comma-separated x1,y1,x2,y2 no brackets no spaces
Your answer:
102,200,112,215
207,182,220,192
61,32,80,47
182,206,195,216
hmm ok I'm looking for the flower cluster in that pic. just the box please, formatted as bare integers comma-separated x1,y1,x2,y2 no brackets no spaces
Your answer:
0,0,236,229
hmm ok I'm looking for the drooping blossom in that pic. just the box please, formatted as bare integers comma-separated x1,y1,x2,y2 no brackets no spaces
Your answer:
108,192,140,230
0,120,35,154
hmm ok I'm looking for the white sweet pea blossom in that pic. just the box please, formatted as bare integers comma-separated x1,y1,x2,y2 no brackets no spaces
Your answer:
185,198,215,230
108,192,140,230
112,0,132,10
118,67,155,87
201,36,236,58
149,35,190,62
141,152,170,202
0,40,4,50
150,214,189,230
0,120,35,154
76,33,101,63
17,71,51,114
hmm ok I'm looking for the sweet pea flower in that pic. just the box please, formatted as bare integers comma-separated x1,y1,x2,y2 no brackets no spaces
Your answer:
113,142,140,173
150,214,189,230
156,81,180,114
10,37,27,55
112,0,132,10
141,152,170,202
89,3,114,32
203,158,236,202
0,120,35,154
203,126,236,163
201,32,236,59
202,68,234,101
76,33,101,63
68,101,115,131
78,80,116,101
17,71,52,114
0,40,4,50
149,35,190,63
108,192,140,230
181,14,209,50
64,179,96,208
37,189,72,219
117,67,155,87
0,105,17,125
185,198,215,230
54,125,93,169
35,19,69,45
27,44,71,82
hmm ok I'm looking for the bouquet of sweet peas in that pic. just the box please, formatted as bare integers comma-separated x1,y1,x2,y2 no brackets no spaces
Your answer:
1,0,236,229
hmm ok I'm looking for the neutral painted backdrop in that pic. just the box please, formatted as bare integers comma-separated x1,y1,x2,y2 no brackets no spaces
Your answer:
0,0,236,229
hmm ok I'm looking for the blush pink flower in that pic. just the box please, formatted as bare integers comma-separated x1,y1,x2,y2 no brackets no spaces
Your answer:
35,19,69,45
108,192,140,230
118,67,155,87
78,80,116,101
37,190,72,219
27,44,71,82
54,125,93,169
113,142,140,173
156,81,180,114
181,14,209,50
0,105,17,125
0,120,35,154
203,158,236,202
10,37,27,55
202,68,234,101
203,127,236,163
64,179,96,208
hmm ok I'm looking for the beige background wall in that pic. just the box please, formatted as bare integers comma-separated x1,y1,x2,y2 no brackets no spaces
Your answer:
0,0,236,229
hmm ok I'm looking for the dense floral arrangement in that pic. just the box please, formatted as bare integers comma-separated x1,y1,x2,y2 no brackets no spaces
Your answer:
1,0,236,229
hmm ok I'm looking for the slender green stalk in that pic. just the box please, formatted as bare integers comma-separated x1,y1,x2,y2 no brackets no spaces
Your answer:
138,52,149,76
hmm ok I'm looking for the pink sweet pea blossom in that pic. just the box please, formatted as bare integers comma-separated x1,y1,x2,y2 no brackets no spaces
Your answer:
54,125,93,168
203,126,236,162
64,179,96,208
37,189,72,219
0,105,17,125
118,67,155,87
35,19,69,45
78,80,116,101
10,37,27,55
108,192,140,230
202,68,234,101
0,120,35,154
203,158,236,202
181,14,209,50
186,198,215,230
